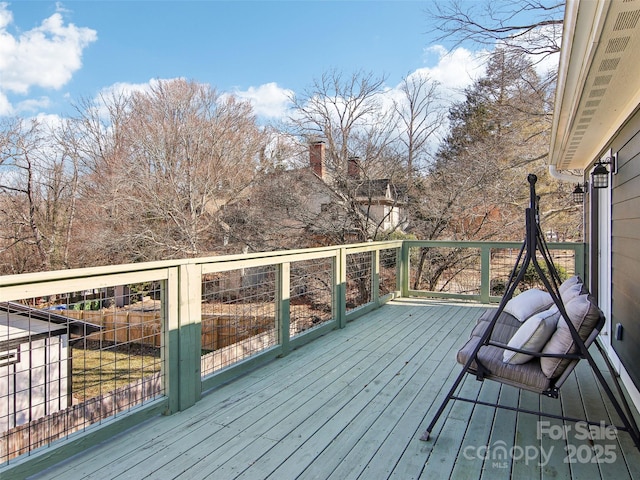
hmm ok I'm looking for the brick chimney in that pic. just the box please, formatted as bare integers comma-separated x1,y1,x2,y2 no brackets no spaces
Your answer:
310,141,326,179
348,156,360,178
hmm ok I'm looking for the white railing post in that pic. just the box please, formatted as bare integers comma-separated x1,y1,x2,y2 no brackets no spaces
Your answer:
337,248,347,328
277,262,291,356
164,266,180,414
372,249,380,306
480,245,491,303
177,263,202,411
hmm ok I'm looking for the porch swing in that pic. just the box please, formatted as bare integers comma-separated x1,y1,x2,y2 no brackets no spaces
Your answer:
421,174,640,450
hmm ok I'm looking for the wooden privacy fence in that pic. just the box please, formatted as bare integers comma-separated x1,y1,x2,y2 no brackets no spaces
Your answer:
0,372,162,463
201,313,274,351
64,310,163,347
64,309,275,351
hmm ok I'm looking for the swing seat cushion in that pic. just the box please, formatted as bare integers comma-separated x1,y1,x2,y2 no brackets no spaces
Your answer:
457,291,604,392
457,318,552,393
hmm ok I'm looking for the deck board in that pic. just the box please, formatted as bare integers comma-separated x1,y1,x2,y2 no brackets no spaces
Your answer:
481,383,519,480
30,299,640,480
561,370,603,479
576,361,632,480
539,393,572,479
449,380,500,479
512,389,542,480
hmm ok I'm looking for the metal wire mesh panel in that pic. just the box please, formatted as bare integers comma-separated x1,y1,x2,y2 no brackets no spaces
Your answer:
289,257,334,338
201,266,277,377
346,251,373,311
379,247,398,297
409,246,482,295
489,247,577,295
0,281,165,463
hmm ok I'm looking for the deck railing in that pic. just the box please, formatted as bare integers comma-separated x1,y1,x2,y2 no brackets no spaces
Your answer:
0,239,583,477
404,240,584,303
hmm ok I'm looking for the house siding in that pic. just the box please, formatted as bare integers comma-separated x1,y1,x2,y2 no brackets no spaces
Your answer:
0,334,68,431
609,107,640,390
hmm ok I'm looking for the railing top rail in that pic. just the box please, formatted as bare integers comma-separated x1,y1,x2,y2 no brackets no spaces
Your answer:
403,240,584,249
0,240,404,288
0,239,582,288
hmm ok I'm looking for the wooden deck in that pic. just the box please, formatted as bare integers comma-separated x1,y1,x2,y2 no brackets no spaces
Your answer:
33,299,640,479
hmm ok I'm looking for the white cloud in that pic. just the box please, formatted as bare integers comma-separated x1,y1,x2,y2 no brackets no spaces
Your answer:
34,112,65,130
224,48,485,126
15,96,51,114
233,82,293,119
369,46,488,155
98,80,156,99
419,45,487,100
97,77,290,120
0,2,11,30
0,2,96,112
91,80,158,120
513,24,561,78
0,90,11,116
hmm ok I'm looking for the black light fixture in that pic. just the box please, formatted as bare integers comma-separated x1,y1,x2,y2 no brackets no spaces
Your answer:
591,153,617,189
572,183,585,204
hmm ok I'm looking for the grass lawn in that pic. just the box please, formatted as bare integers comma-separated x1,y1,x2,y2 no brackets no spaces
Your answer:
71,342,162,402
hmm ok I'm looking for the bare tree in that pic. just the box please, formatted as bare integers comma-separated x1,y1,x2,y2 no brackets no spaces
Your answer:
68,79,266,263
428,0,564,61
290,70,393,175
287,70,407,243
394,73,445,176
0,117,80,272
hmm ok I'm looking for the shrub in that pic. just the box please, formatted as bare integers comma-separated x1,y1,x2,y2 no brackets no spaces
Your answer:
518,262,569,290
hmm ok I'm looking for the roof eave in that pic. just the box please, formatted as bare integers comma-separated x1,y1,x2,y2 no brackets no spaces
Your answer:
549,0,640,171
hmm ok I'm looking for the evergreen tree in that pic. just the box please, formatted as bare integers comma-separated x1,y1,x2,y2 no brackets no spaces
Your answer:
408,49,581,289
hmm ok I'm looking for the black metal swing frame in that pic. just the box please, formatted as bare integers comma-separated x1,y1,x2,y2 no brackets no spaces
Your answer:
421,174,640,450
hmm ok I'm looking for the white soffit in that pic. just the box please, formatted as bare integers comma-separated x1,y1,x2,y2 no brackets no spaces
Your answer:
550,0,640,170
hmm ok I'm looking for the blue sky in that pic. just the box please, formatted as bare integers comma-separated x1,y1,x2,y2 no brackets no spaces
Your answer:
0,1,551,121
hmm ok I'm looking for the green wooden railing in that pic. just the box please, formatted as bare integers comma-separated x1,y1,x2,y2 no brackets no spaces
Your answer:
0,240,584,478
403,240,585,303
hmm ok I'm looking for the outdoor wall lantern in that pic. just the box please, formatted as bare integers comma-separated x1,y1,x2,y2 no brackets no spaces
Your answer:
591,153,617,189
572,183,585,204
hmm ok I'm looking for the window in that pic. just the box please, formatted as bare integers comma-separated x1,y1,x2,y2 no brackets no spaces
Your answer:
0,347,19,367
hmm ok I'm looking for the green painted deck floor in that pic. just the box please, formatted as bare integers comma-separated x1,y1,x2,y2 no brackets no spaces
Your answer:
35,299,640,479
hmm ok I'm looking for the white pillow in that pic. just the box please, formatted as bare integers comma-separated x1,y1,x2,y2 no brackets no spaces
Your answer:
503,288,553,322
503,306,560,364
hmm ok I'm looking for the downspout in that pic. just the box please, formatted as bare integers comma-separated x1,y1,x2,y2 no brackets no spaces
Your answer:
549,165,583,183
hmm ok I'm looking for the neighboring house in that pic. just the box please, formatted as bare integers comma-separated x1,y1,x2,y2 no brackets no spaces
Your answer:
0,302,100,432
223,142,407,248
220,160,338,249
548,0,640,411
309,141,408,236
354,178,408,233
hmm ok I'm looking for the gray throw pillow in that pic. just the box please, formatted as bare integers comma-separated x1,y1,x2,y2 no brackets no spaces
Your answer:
540,294,601,378
503,288,553,322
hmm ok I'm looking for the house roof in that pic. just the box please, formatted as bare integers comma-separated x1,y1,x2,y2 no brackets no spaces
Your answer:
0,302,102,351
354,179,406,204
0,316,68,351
549,0,640,170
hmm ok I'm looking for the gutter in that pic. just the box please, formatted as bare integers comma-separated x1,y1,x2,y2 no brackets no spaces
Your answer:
548,165,583,183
